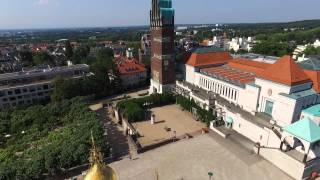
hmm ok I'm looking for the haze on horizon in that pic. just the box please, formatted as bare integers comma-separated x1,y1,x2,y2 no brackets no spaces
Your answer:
0,0,320,29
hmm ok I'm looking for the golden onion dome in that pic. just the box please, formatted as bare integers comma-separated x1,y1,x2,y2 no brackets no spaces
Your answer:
84,132,117,180
84,163,117,180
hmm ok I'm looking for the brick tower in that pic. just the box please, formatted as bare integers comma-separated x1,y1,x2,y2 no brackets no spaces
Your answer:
149,0,175,94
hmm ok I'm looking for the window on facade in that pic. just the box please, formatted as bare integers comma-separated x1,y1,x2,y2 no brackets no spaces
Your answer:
265,100,274,115
14,89,21,94
43,85,49,90
23,88,28,93
231,90,234,100
7,91,13,95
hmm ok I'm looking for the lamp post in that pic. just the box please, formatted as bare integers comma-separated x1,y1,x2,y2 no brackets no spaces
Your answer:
172,130,176,142
208,171,213,180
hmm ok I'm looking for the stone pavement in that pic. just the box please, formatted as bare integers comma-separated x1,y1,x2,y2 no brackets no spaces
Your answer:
110,133,293,180
133,104,206,147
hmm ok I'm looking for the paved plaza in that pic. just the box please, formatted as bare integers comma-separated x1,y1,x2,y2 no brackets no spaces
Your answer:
132,104,206,147
110,133,293,180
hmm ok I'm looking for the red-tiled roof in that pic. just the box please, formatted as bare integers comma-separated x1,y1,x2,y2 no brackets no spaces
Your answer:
117,58,146,75
227,58,271,76
304,70,320,93
199,55,317,87
260,56,311,86
201,66,256,86
186,51,232,67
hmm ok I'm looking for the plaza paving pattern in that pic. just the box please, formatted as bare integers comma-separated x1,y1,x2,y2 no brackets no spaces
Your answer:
110,133,293,180
133,104,206,147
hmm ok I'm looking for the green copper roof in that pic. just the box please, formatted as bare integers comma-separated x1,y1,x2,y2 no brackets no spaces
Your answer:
159,0,174,22
226,117,234,123
160,8,174,19
284,118,320,143
159,0,172,8
302,104,320,117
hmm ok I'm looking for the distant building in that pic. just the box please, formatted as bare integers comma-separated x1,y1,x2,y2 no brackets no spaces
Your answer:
126,48,134,59
139,34,151,63
0,64,90,109
293,45,307,60
293,39,320,60
116,57,147,89
227,37,253,52
313,39,320,47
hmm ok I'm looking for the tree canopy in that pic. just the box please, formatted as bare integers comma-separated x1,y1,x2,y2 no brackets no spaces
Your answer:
303,45,320,56
252,41,293,57
65,40,74,60
33,52,54,66
0,97,107,180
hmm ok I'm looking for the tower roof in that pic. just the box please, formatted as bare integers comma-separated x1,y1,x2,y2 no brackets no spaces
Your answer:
259,55,311,86
284,118,320,143
85,133,117,180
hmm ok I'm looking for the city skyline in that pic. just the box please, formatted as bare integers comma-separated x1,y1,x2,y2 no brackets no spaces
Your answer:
0,0,320,29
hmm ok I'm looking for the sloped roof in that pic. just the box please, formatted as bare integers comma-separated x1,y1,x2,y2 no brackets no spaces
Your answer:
227,58,271,76
117,57,146,75
298,58,320,71
284,118,320,143
302,104,320,117
260,56,311,86
186,51,232,67
303,70,320,93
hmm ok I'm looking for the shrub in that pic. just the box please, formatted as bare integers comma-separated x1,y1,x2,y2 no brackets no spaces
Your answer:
176,96,215,126
117,93,175,122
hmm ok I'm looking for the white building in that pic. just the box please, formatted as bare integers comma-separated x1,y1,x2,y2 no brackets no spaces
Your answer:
293,39,320,60
293,45,307,60
176,50,320,179
0,64,91,109
314,39,320,48
227,37,253,52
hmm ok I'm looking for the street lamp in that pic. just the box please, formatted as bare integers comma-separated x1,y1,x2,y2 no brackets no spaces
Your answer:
172,130,176,142
208,171,213,180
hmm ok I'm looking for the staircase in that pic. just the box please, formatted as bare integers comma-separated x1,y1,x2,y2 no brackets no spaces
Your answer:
271,126,292,151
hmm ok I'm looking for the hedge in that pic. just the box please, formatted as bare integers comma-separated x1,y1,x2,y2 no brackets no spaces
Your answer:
176,96,215,126
116,93,176,122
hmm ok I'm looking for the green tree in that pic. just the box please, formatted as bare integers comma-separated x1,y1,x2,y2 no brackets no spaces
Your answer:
252,41,292,57
303,45,320,56
65,40,74,60
19,51,33,64
33,52,54,66
50,76,69,102
0,97,108,180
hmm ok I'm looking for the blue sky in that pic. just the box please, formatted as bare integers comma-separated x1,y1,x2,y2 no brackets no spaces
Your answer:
0,0,320,29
